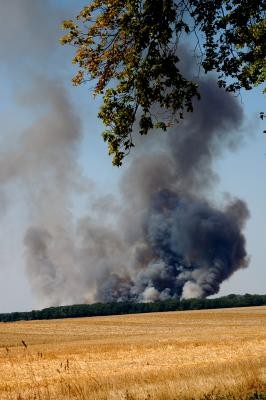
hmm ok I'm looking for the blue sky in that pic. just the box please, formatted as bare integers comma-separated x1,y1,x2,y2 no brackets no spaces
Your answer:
0,1,265,312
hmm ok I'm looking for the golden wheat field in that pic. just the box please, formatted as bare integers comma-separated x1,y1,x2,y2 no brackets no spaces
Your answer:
0,306,265,400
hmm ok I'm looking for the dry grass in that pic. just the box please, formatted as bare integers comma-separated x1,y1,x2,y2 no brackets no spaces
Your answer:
0,306,265,400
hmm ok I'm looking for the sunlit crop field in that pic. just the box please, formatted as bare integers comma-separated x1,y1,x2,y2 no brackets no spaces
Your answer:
0,306,265,400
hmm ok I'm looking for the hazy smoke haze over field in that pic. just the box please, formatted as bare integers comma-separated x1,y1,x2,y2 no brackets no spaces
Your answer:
0,0,255,309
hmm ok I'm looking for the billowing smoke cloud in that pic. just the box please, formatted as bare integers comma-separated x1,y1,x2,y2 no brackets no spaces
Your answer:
0,2,250,306
87,79,250,302
23,77,249,304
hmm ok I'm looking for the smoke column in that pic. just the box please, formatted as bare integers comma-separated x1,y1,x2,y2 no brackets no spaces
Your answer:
0,2,250,306
23,77,250,304
88,79,250,302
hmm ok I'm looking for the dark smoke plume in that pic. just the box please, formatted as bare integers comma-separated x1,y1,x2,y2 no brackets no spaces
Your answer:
23,78,249,304
88,79,250,302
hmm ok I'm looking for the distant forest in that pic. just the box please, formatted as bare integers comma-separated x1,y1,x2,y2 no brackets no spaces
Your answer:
0,294,265,323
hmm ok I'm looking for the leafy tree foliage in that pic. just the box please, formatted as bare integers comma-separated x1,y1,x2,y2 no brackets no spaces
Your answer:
1,294,265,322
61,0,265,166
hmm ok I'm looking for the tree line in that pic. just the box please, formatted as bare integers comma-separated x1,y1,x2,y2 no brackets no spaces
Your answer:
0,293,265,323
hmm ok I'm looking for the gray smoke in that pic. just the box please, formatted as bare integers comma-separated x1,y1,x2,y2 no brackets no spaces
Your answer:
90,79,250,302
23,77,249,305
0,0,87,306
0,79,85,305
0,2,250,306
